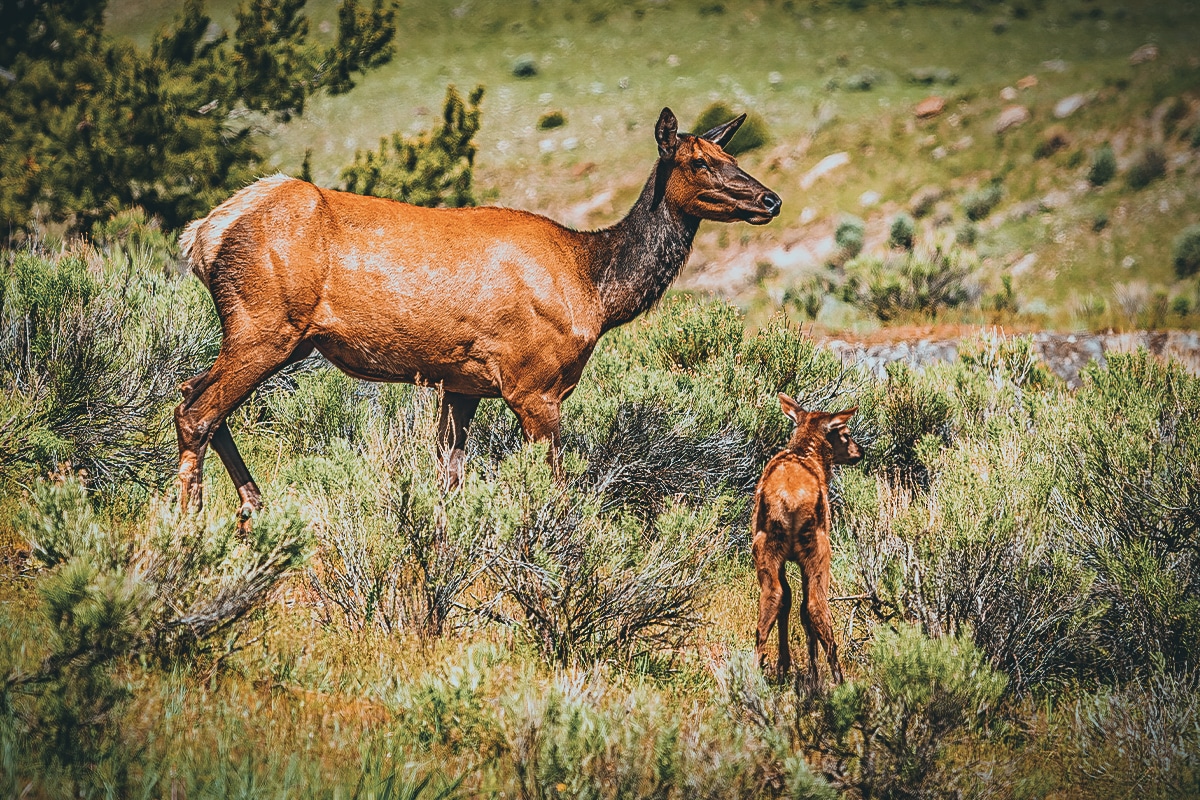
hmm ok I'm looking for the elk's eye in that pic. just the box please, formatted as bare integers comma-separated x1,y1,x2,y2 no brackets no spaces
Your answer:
691,158,709,171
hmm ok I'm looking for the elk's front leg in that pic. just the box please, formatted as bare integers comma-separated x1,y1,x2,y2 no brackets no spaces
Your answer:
437,391,481,490
504,391,564,479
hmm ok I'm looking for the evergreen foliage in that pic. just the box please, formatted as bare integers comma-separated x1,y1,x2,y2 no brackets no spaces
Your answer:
1172,224,1200,278
341,86,485,207
0,0,399,232
888,212,916,250
691,102,771,156
834,215,866,260
1088,143,1117,187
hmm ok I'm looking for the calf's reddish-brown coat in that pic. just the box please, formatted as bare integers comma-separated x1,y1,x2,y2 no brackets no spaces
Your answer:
175,107,780,528
752,393,861,689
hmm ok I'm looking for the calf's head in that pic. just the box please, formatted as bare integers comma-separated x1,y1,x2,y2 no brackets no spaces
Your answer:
779,393,863,466
653,107,781,224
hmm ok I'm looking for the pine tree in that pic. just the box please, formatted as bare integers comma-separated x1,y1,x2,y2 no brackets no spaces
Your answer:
0,0,399,232
341,85,485,208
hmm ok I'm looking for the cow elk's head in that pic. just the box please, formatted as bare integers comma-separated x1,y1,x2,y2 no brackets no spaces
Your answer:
654,107,781,225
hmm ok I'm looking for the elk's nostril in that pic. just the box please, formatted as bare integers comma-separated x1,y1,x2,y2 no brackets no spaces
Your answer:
761,192,782,216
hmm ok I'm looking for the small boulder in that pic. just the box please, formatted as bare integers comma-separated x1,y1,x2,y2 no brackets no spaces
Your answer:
1129,44,1159,65
859,190,881,208
1016,74,1039,90
1054,93,1087,119
994,105,1031,133
800,152,850,189
1000,86,1018,101
914,96,946,119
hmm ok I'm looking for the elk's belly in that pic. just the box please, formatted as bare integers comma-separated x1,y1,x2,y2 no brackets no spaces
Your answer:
312,333,504,397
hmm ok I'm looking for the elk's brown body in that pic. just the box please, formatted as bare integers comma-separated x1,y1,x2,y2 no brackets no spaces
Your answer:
175,107,780,528
752,394,861,690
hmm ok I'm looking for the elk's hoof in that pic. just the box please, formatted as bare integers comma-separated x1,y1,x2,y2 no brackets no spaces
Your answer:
236,503,255,537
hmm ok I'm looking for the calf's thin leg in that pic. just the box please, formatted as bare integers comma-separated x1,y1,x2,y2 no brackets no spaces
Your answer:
776,564,793,676
801,558,842,690
798,576,820,693
754,547,785,673
437,391,480,490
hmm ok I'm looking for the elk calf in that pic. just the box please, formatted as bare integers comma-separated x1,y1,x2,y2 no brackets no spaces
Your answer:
752,393,861,690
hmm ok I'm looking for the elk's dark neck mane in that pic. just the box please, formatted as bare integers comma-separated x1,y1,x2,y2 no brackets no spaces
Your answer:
585,161,700,331
786,421,833,476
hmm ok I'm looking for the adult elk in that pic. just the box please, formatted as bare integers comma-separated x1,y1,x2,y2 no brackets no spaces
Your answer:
752,393,861,691
176,107,780,529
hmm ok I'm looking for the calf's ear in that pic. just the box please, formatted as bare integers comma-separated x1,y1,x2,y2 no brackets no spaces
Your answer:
823,407,858,430
778,392,804,422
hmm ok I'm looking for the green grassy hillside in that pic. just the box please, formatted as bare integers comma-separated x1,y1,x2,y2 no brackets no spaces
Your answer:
106,0,1200,331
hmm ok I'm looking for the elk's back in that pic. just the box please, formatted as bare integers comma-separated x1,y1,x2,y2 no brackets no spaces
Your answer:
180,176,603,394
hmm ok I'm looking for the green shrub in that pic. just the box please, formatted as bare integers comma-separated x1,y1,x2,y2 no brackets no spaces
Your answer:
537,109,566,129
0,247,219,488
691,102,770,155
889,213,916,250
1126,146,1167,189
3,475,310,790
844,247,978,322
843,70,879,91
89,207,175,265
864,361,953,485
1087,143,1117,186
511,54,537,77
636,296,744,373
906,66,958,85
724,627,1005,799
982,274,1020,316
784,278,826,319
834,215,866,260
486,447,716,666
961,183,1003,221
1058,671,1200,798
1052,351,1200,679
299,401,494,637
1173,224,1200,278
955,221,978,246
342,85,484,208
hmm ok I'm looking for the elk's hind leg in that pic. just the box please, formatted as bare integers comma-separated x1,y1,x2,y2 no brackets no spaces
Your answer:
800,560,842,692
776,564,793,676
210,424,259,534
753,536,788,675
175,333,307,519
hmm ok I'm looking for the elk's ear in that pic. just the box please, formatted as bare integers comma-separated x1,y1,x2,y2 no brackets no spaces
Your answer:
823,407,858,431
700,113,747,149
656,107,679,159
778,392,804,422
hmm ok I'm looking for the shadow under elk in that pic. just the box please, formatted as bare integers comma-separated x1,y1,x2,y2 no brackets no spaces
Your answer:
752,393,861,691
175,107,780,530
